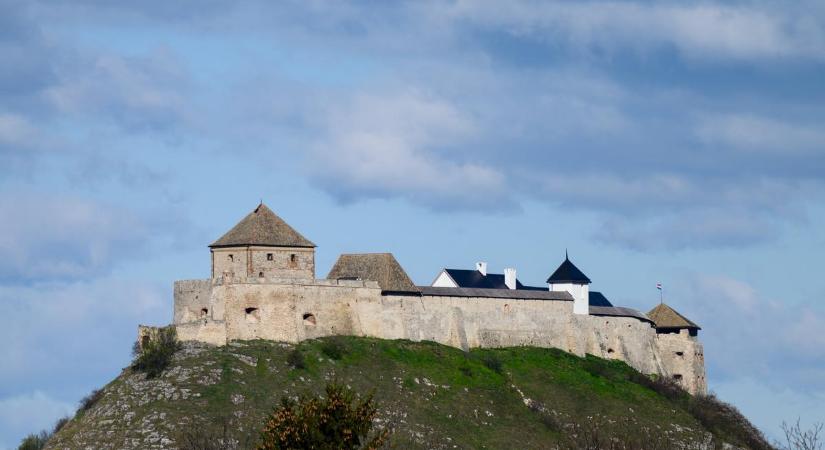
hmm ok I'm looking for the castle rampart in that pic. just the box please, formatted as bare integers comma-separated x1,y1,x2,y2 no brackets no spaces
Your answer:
146,203,707,395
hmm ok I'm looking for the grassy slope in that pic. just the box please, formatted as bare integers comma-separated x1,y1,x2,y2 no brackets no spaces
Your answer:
48,337,753,449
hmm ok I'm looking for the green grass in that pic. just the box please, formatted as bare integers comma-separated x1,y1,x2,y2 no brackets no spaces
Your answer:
48,337,762,450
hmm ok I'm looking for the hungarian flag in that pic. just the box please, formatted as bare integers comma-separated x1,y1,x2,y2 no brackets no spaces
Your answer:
656,283,662,290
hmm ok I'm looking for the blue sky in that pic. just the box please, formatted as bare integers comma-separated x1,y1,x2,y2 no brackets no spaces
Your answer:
2,0,825,447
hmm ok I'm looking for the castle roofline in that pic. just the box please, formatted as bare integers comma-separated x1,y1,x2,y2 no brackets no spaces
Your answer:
647,303,701,330
210,203,316,249
546,254,591,284
327,253,419,294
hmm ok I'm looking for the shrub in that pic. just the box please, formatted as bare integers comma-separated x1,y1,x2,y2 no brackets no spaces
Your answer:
779,419,824,450
17,431,50,450
480,353,503,374
688,394,772,450
320,337,347,360
286,348,306,369
131,326,180,379
178,416,253,450
79,388,104,412
628,372,687,402
582,358,612,379
526,400,561,433
52,416,70,434
557,415,691,450
258,382,389,450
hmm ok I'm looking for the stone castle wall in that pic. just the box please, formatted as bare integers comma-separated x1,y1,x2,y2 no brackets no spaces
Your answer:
167,278,705,394
211,246,315,280
654,331,707,394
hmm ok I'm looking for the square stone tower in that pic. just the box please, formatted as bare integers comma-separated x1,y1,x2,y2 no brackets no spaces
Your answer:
209,203,316,281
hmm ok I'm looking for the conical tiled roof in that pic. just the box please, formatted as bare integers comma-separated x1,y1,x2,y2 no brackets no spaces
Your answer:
210,203,315,248
647,303,700,330
327,253,419,293
546,255,591,284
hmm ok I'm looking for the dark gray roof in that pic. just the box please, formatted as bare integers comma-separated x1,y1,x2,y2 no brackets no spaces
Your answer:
420,286,573,301
547,255,591,284
210,203,315,248
327,253,419,293
647,303,701,330
590,306,654,325
588,291,613,307
441,269,526,289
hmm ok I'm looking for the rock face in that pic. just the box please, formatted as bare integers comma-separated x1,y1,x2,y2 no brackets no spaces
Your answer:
46,338,755,450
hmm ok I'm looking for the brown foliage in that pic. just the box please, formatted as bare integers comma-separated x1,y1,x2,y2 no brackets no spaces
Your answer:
257,382,389,450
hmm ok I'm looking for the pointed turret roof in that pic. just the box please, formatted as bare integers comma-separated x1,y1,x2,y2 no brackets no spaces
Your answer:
647,303,700,330
546,253,591,284
210,203,315,248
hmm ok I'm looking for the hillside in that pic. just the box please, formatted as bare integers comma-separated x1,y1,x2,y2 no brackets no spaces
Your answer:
45,337,770,450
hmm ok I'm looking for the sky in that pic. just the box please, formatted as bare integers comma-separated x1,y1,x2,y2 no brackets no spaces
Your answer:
1,0,824,447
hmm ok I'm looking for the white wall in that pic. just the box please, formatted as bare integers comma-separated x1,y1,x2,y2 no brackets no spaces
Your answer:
431,270,457,287
549,282,589,315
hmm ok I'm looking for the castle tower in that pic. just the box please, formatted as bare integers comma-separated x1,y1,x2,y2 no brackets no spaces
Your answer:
209,203,316,281
647,302,706,393
547,253,591,315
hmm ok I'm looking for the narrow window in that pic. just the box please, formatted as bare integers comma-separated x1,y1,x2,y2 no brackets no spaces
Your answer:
290,254,296,262
228,254,234,262
267,253,273,261
302,313,316,326
245,307,260,323
200,308,208,318
675,351,684,357
258,271,264,278
607,348,614,354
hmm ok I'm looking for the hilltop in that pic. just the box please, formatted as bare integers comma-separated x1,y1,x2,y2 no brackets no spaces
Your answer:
45,337,769,449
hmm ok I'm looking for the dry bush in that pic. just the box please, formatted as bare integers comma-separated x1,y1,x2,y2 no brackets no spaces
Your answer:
687,394,772,450
257,382,389,450
131,327,181,378
177,416,254,450
779,419,823,450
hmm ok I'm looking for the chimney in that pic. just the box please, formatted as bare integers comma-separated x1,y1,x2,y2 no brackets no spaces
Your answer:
476,261,487,276
504,268,517,290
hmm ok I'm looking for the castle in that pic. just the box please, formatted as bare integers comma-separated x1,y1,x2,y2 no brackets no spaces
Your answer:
145,203,707,394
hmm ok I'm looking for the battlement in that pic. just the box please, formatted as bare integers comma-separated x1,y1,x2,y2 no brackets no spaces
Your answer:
157,203,707,394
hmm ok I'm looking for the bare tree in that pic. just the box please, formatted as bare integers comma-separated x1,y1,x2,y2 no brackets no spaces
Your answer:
779,419,823,450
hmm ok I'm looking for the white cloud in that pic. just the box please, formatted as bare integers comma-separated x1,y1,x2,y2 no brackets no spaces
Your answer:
696,114,825,154
445,1,825,61
308,89,512,210
712,377,825,442
680,274,825,389
46,47,190,132
0,391,74,450
0,276,168,392
0,193,149,281
0,114,38,149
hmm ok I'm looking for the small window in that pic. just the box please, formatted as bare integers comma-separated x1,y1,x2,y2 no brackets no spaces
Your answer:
245,307,260,323
267,253,273,261
302,313,316,326
290,254,296,262
607,348,614,354
673,374,683,380
675,351,684,357
200,308,208,318
258,271,264,278
228,254,234,262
